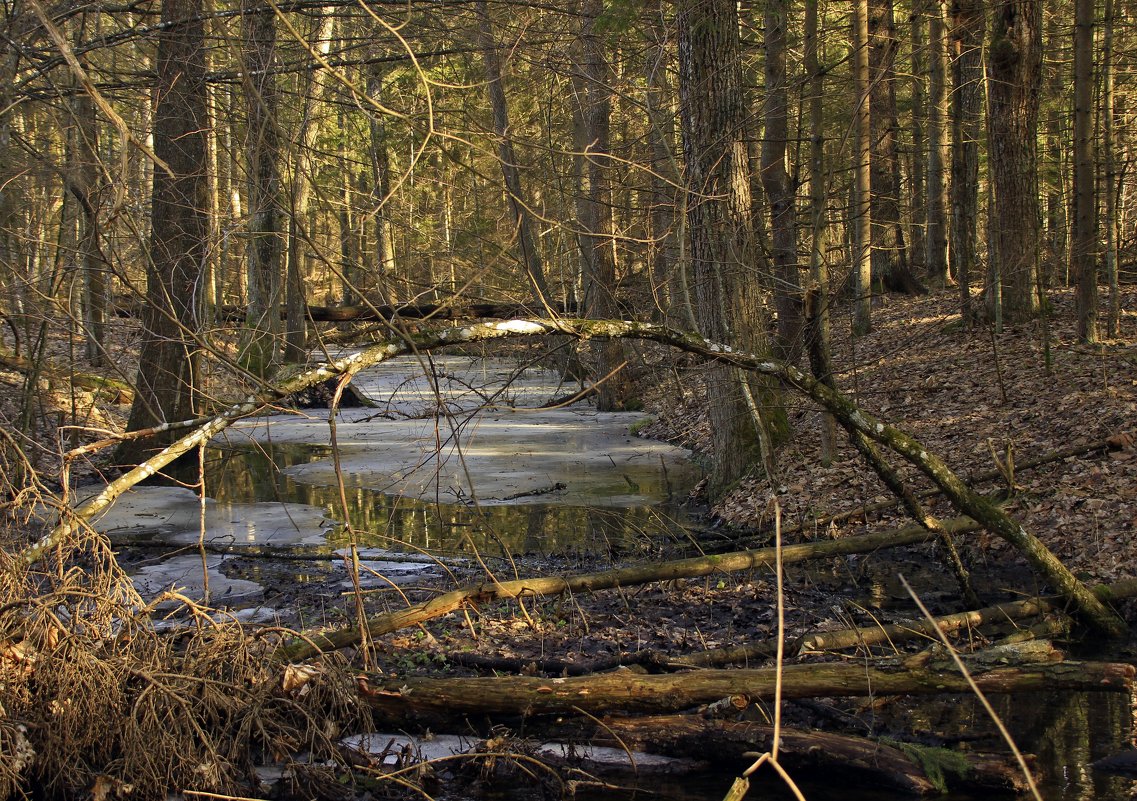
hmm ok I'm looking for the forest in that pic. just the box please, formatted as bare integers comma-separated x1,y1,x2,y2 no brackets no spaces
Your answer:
0,0,1135,798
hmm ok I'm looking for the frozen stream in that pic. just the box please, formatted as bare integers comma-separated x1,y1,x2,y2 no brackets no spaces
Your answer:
90,355,699,604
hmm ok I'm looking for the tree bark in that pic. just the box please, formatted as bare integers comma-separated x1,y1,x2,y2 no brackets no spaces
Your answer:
283,10,335,363
239,0,284,376
677,0,780,486
1072,0,1097,343
118,0,208,465
476,0,551,308
926,0,951,287
584,715,1032,794
762,0,803,365
869,0,924,295
853,0,873,334
986,0,1043,322
950,0,985,326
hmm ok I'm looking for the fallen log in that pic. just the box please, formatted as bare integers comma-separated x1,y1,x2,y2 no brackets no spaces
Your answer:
278,515,978,660
579,714,1031,795
356,658,1134,719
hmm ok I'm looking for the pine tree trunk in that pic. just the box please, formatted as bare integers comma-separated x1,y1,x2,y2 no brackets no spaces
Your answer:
926,0,951,287
1072,0,1097,342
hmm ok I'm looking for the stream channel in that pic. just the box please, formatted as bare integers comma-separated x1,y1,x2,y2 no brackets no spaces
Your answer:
85,354,1136,801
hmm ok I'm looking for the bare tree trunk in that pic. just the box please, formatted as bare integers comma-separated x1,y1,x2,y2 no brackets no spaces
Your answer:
119,0,208,464
853,0,873,335
1104,0,1121,336
574,0,629,409
677,0,781,487
986,0,1042,322
644,0,682,324
869,0,924,295
909,7,927,276
926,0,951,287
762,0,803,365
950,0,984,326
366,70,398,305
475,0,551,307
283,11,335,363
805,0,836,465
69,63,107,366
239,0,284,376
1072,0,1097,343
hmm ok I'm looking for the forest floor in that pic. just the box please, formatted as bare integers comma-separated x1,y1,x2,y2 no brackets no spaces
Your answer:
2,287,1137,799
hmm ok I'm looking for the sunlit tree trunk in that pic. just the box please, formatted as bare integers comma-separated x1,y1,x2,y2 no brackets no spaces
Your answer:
909,8,927,276
986,0,1042,323
67,43,107,366
366,67,398,305
926,0,951,287
644,0,683,325
853,0,873,335
120,0,208,464
284,11,335,362
476,0,551,307
678,0,781,488
1104,0,1120,336
950,0,984,326
1072,0,1097,343
239,0,283,375
762,0,803,364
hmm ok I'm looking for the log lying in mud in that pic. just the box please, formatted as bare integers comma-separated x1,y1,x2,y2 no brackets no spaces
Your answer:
579,714,1031,795
357,657,1134,719
0,348,134,403
278,515,978,660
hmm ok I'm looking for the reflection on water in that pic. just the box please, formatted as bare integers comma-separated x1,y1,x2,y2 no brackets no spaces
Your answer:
196,443,696,557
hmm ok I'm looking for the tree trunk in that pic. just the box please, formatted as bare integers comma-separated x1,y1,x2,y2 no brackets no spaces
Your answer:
869,0,923,295
762,0,803,365
1104,0,1120,336
239,0,284,376
926,0,951,287
283,10,335,363
118,0,208,465
476,0,551,307
1072,0,1097,343
359,658,1135,718
804,0,836,464
853,0,873,335
366,71,398,306
678,0,781,487
950,0,984,326
986,0,1043,322
575,0,629,410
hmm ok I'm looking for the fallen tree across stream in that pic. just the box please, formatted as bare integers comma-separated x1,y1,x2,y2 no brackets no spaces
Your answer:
31,318,1127,636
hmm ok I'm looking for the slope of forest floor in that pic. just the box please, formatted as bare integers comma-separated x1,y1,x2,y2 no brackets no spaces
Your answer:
640,287,1137,583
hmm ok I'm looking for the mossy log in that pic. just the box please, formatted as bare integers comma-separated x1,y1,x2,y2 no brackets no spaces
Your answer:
357,657,1134,719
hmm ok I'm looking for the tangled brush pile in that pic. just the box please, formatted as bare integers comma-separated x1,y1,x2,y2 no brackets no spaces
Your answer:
0,494,370,800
